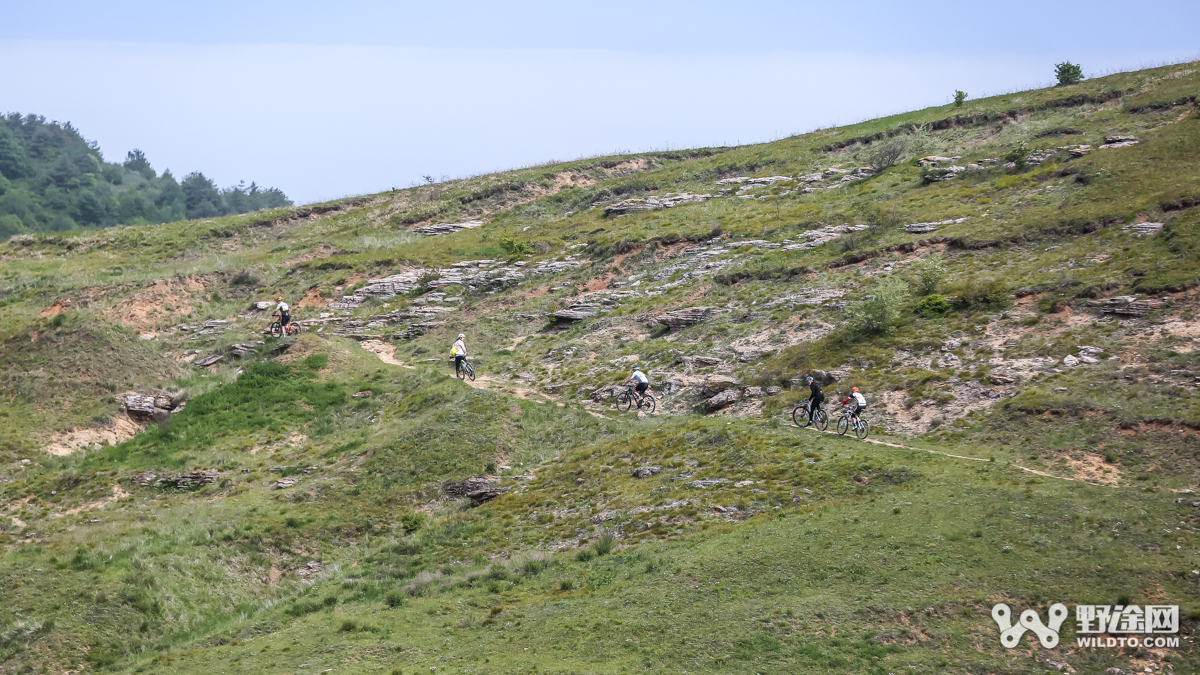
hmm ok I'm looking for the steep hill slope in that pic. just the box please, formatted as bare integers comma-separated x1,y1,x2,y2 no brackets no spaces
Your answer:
2,62,1200,674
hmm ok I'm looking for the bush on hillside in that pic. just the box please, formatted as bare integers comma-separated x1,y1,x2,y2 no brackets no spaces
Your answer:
913,258,948,294
500,236,533,255
916,294,952,318
844,279,909,337
868,139,906,173
1055,62,1084,86
954,90,968,107
953,277,1010,310
1005,142,1031,169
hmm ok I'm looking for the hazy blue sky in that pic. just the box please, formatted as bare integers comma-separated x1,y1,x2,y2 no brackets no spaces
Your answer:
2,1,1197,203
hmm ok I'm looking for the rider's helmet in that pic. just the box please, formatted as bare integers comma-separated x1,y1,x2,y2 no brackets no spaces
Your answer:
276,295,283,301
852,387,860,393
458,333,465,339
805,376,814,382
631,364,639,371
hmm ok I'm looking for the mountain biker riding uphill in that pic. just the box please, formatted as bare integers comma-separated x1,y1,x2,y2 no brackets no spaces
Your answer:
801,375,824,427
273,296,291,329
624,365,649,403
451,333,467,377
842,387,867,429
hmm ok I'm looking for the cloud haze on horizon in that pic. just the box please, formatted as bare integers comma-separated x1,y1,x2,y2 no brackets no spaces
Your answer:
2,2,1197,204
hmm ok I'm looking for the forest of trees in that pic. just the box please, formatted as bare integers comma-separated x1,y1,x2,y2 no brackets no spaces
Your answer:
0,113,291,237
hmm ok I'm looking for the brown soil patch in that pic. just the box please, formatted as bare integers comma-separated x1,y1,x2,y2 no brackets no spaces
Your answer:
613,246,644,268
359,339,407,367
1120,420,1200,437
43,414,144,456
1052,450,1121,485
276,334,354,370
104,275,213,329
286,245,336,265
524,285,551,299
684,284,711,303
298,285,329,308
55,484,132,517
39,298,72,317
582,273,613,292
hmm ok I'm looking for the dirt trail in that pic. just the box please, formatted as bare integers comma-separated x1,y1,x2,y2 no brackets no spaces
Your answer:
797,426,1124,488
355,342,613,419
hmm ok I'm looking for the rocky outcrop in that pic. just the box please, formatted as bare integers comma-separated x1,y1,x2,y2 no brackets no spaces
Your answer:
674,354,722,368
414,220,483,236
442,476,510,507
632,466,661,479
228,343,258,358
589,385,624,402
701,375,740,397
553,303,601,321
194,354,224,367
905,217,969,234
704,389,740,409
655,307,712,329
1099,135,1138,149
604,193,711,216
1090,297,1165,317
132,469,219,489
124,393,179,420
1122,222,1163,236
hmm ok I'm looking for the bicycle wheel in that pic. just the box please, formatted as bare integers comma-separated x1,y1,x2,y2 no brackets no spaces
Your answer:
616,392,633,412
836,414,850,436
855,419,870,440
815,409,829,431
465,362,475,382
792,405,810,428
640,395,656,414
456,363,465,380
270,322,282,338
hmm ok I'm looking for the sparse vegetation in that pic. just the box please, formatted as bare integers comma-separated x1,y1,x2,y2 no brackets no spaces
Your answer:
1,61,1200,674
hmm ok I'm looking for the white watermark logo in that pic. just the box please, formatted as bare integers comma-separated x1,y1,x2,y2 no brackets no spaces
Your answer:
992,603,1179,649
992,602,1068,648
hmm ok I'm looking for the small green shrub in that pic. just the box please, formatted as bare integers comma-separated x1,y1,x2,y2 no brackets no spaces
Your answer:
400,512,426,534
954,278,1009,310
953,90,967,107
231,270,259,286
844,279,909,337
913,258,947,294
384,591,405,608
500,236,533,255
1005,142,1031,169
559,579,574,591
303,354,328,370
1054,62,1084,86
594,532,615,556
915,294,952,318
576,548,595,563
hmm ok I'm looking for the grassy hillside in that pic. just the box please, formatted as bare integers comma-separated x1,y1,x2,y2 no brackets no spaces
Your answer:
2,62,1200,674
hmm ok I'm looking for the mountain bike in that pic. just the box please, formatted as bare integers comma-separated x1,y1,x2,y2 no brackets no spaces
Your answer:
615,384,655,414
836,406,870,439
455,357,475,382
269,319,303,338
792,400,828,430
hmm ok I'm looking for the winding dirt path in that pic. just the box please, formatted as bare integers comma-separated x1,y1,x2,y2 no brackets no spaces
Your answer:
356,342,613,419
796,425,1125,488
